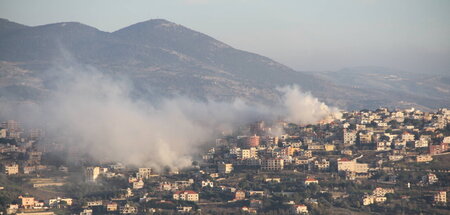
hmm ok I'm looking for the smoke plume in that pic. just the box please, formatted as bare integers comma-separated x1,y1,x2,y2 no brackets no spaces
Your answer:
0,60,340,170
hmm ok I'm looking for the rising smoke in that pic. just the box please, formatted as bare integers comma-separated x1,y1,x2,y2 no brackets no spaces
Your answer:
0,59,340,170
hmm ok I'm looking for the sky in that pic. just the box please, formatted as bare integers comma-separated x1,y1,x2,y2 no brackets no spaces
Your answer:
1,0,449,73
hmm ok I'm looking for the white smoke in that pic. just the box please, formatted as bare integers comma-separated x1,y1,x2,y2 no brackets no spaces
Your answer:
278,85,340,125
0,61,340,170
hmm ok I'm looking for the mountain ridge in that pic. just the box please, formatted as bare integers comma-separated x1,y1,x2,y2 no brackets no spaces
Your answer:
0,18,448,110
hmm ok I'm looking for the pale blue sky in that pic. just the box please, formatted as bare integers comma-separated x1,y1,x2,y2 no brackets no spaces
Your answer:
1,0,449,73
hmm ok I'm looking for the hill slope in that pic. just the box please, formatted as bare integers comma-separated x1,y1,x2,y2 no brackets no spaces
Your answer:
0,18,448,110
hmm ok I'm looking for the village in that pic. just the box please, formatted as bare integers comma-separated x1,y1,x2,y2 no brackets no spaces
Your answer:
1,107,450,214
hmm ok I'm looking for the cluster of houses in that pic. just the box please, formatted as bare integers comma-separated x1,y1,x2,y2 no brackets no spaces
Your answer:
1,107,449,214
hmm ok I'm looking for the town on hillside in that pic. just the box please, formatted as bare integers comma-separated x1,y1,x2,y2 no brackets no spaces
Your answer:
1,107,450,214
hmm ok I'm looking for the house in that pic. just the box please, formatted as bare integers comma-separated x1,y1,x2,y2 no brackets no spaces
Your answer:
235,190,246,200
324,144,335,151
18,196,35,209
106,202,118,212
80,208,93,215
173,191,199,202
177,206,193,213
434,191,447,204
218,163,233,174
423,173,438,185
314,159,330,170
48,197,73,207
373,187,394,197
362,195,387,205
429,143,449,155
120,203,138,214
201,180,214,188
4,163,19,175
304,178,319,186
291,204,308,214
250,200,263,209
416,154,433,162
376,141,391,151
132,180,144,189
402,132,415,142
264,178,281,183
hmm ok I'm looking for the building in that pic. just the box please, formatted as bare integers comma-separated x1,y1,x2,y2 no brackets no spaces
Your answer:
429,143,449,155
106,202,118,212
218,163,233,174
133,180,144,189
343,129,357,146
337,158,369,173
424,173,438,184
324,144,335,151
304,178,319,186
85,167,100,182
201,180,214,188
359,132,373,144
4,163,19,175
240,147,258,159
245,135,260,147
173,190,199,202
48,197,73,207
402,132,415,142
120,203,138,214
291,204,308,214
434,191,447,204
362,195,387,206
19,196,35,209
138,168,152,179
416,154,433,162
314,159,330,170
373,187,394,197
235,190,246,200
261,158,284,171
0,128,6,138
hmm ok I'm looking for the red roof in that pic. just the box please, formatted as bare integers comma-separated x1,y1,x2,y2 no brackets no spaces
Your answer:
339,158,351,161
305,178,318,182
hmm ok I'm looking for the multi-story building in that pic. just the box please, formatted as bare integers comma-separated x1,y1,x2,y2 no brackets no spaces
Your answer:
138,168,152,179
19,196,35,209
239,147,258,160
218,163,233,174
429,143,449,155
4,163,19,175
314,159,330,170
85,167,100,182
343,129,357,146
402,132,415,142
173,190,199,202
261,158,284,171
337,158,369,173
359,132,373,144
434,191,447,204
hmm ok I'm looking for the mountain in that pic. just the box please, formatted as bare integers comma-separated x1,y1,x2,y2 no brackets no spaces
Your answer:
0,18,448,110
310,67,450,111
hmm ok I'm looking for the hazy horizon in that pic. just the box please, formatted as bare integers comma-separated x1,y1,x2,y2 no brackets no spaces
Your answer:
1,0,449,74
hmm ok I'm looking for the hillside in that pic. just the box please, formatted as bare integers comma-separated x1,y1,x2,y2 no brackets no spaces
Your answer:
0,18,448,110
